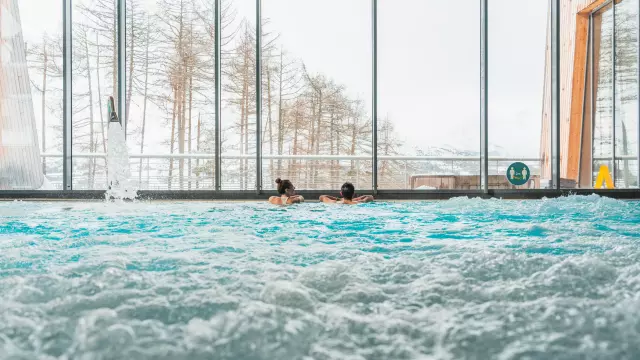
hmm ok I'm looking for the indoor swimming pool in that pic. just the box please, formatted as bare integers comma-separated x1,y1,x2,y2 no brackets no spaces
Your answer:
1,196,640,359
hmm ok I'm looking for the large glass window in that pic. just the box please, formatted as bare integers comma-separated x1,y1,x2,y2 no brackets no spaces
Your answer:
614,0,639,188
488,0,549,189
72,0,119,190
2,0,62,190
378,0,480,190
126,0,218,190
5,0,640,195
593,4,615,187
221,0,256,190
582,0,639,190
260,0,372,191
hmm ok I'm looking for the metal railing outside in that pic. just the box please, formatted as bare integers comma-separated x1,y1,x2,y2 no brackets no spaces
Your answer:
38,153,539,190
27,153,640,191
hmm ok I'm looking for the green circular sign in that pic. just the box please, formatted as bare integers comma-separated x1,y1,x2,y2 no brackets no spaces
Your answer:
506,162,531,186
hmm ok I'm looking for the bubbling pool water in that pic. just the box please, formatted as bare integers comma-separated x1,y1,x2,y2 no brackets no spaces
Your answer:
1,196,640,359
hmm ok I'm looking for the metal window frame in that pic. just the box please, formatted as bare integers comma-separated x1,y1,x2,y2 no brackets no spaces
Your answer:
480,0,489,193
63,0,72,190
43,0,640,196
551,0,561,189
215,0,222,190
4,189,640,201
372,0,379,194
612,0,617,184
255,0,262,194
117,0,126,137
590,13,595,186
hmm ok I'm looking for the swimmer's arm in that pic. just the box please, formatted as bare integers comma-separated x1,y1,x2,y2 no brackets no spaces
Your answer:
268,196,282,205
290,195,305,204
354,195,374,203
319,195,337,203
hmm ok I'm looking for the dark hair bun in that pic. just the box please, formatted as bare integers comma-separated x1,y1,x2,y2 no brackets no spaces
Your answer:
275,178,282,184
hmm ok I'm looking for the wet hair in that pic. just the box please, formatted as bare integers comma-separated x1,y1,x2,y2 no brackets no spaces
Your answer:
275,178,294,195
341,182,355,200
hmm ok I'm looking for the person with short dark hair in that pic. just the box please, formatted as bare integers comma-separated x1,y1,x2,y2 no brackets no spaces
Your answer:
269,178,304,205
319,182,374,204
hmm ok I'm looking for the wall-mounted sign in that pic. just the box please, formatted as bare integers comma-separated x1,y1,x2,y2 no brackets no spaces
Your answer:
506,162,531,186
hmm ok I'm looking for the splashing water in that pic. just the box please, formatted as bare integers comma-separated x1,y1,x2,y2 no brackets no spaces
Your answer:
105,99,136,201
2,197,640,359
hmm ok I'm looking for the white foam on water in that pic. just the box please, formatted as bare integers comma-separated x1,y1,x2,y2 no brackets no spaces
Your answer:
0,198,640,359
105,122,137,201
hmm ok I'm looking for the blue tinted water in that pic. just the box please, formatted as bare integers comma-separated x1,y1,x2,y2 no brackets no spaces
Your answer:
1,196,640,359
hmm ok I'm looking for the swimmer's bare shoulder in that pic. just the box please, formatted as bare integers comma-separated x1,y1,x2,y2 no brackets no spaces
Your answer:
268,195,304,205
268,196,282,205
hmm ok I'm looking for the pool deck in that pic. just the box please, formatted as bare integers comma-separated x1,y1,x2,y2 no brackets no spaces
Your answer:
0,189,639,201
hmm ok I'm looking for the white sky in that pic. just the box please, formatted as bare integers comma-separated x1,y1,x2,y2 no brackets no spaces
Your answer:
18,0,549,158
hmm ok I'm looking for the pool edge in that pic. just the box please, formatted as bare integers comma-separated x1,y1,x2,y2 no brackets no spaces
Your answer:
0,189,639,201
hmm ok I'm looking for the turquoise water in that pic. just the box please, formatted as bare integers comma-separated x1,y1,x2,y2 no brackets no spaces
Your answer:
1,196,640,359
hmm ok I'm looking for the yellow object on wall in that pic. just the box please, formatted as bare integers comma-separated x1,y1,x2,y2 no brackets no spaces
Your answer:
594,165,614,189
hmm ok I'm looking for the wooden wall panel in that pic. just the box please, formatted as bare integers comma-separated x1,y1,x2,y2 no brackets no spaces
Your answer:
579,13,603,187
567,12,590,181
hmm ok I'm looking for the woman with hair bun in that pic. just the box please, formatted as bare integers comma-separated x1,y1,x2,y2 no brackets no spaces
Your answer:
269,178,304,205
